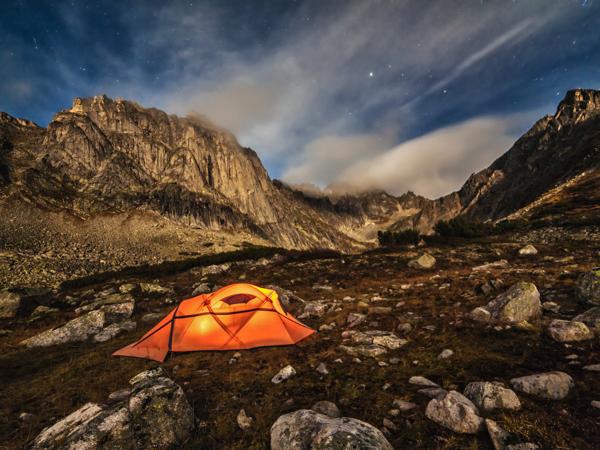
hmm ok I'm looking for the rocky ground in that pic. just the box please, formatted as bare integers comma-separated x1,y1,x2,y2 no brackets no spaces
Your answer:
1,229,599,449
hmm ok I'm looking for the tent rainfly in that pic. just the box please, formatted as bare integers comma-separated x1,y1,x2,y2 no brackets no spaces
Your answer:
113,283,315,362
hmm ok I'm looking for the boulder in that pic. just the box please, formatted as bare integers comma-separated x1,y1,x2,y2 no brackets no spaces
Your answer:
510,371,574,400
438,349,454,359
577,268,600,305
408,253,436,269
518,245,538,257
191,282,212,296
463,382,521,412
482,282,541,323
0,289,22,318
425,391,483,434
470,307,492,322
21,297,135,348
201,263,231,276
573,307,600,332
271,409,393,450
311,400,341,418
31,368,194,450
547,319,594,342
266,285,306,307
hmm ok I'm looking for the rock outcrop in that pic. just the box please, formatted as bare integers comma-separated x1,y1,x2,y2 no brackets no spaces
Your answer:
30,368,194,449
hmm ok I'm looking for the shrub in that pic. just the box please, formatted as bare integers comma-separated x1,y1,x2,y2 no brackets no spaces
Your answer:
377,229,421,246
433,217,494,238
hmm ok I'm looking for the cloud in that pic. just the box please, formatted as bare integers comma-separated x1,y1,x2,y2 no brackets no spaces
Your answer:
283,133,394,186
319,113,537,199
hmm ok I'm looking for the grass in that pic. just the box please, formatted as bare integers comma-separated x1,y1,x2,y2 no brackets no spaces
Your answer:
1,237,599,449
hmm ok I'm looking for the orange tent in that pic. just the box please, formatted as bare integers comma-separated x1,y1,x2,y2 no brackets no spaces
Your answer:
113,283,315,362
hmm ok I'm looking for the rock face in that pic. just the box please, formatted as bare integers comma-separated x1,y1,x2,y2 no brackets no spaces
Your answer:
425,391,484,434
31,368,194,449
463,382,521,412
547,319,594,342
578,269,600,305
476,282,541,323
510,371,574,400
270,409,393,450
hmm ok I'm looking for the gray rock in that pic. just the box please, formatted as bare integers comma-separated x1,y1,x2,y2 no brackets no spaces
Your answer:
31,368,194,450
392,399,417,412
397,322,413,334
472,260,509,271
547,319,594,342
577,268,600,305
237,409,253,430
470,307,492,322
419,387,448,399
573,307,600,333
485,418,511,450
316,362,329,375
346,312,366,327
463,382,521,412
108,389,131,402
270,409,393,450
299,301,328,319
408,253,436,269
21,297,135,347
583,364,600,371
93,320,136,342
311,401,341,418
425,391,483,434
141,312,165,323
191,282,212,296
542,301,560,313
510,371,574,400
483,282,541,323
202,263,231,276
272,365,296,384
518,245,538,256
438,349,454,359
339,344,388,359
266,285,306,306
0,290,22,318
409,376,439,387
139,282,173,295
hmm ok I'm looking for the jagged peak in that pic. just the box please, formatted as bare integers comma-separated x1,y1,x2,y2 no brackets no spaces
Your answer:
555,88,600,123
0,111,39,128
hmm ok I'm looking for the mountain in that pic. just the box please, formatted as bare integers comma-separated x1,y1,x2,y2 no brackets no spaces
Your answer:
1,90,599,287
0,95,407,274
385,88,600,232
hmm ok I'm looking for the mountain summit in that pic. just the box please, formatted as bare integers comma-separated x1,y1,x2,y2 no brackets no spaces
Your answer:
1,90,599,286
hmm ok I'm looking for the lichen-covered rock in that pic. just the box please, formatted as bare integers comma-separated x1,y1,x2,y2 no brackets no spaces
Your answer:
21,309,108,347
271,409,393,450
139,282,173,295
482,282,541,323
298,301,329,319
340,330,407,358
0,290,22,318
573,307,600,333
408,253,436,269
311,400,341,418
577,268,600,305
21,296,135,348
339,344,388,359
463,382,521,412
510,371,574,400
425,391,483,434
31,368,194,450
547,319,594,342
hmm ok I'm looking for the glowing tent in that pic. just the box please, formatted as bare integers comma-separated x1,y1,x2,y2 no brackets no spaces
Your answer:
113,283,316,362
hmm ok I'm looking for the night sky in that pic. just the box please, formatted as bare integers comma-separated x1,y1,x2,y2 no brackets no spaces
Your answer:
2,0,600,198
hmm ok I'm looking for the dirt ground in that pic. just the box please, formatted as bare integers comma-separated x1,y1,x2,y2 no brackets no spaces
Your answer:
1,234,599,449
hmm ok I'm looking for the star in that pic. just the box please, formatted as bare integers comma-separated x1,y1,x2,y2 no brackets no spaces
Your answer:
369,72,374,77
